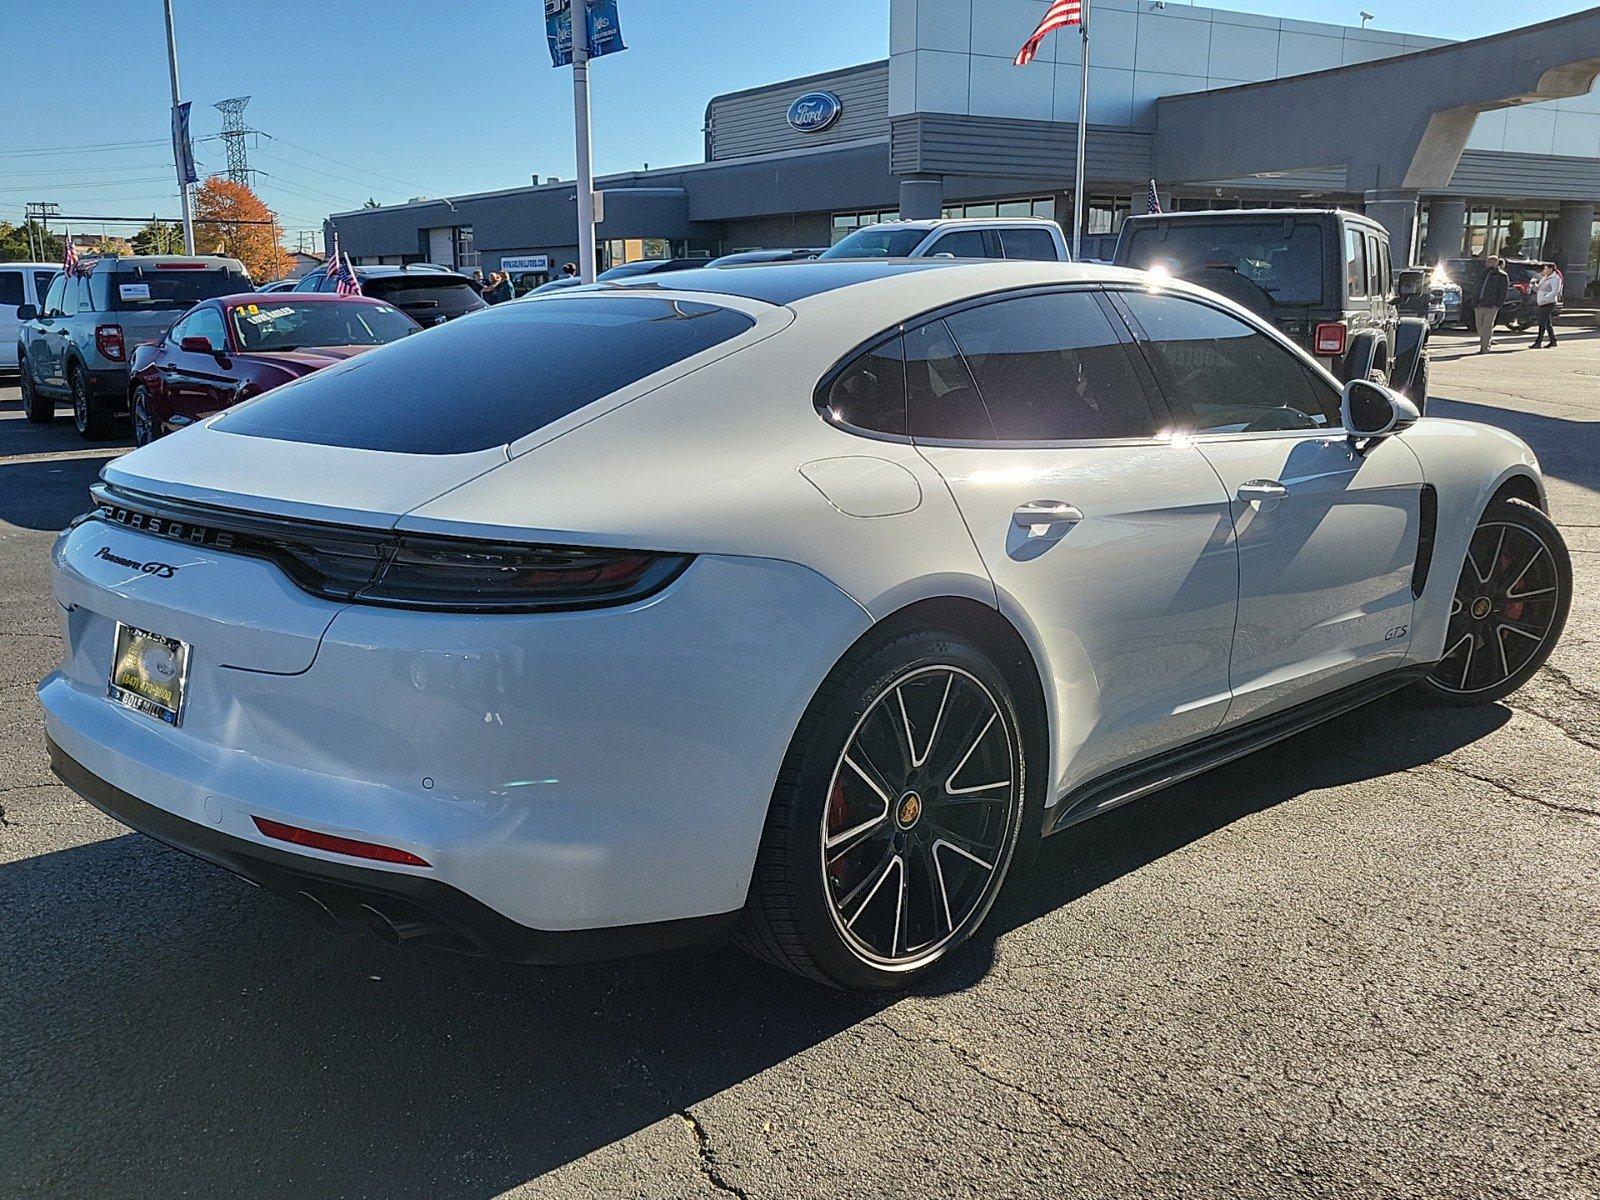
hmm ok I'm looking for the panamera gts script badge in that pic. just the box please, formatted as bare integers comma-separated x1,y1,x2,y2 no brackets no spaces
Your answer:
95,546,176,578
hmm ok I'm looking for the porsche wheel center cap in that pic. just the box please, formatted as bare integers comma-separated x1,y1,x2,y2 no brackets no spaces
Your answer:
896,791,923,829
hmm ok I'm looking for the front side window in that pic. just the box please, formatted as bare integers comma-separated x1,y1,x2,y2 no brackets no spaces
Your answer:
942,292,1159,440
228,300,418,351
214,296,757,454
821,338,906,436
293,273,324,292
42,274,66,317
926,230,990,258
1120,291,1340,434
60,274,83,317
178,305,227,350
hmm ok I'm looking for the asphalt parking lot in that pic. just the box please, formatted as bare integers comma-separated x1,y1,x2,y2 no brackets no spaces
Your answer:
2,325,1597,1200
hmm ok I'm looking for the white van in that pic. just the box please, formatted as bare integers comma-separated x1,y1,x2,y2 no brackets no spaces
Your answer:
2,263,59,373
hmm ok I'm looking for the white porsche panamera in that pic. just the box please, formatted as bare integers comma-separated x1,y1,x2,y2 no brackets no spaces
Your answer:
39,259,1571,991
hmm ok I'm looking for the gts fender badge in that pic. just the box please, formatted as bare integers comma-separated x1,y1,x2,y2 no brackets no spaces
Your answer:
96,546,176,578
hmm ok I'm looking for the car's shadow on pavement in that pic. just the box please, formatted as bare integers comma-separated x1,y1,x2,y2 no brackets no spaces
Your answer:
0,454,119,533
1426,393,1599,497
0,691,1509,1199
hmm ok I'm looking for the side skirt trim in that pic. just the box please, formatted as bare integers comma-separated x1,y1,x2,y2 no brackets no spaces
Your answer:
1043,663,1435,837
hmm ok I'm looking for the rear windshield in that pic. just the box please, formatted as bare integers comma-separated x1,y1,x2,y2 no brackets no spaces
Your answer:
108,265,251,311
821,227,929,259
361,276,487,320
1121,221,1326,306
213,296,757,454
228,300,419,351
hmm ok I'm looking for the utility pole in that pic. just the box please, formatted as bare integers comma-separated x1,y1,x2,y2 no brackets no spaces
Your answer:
571,2,597,283
162,0,195,253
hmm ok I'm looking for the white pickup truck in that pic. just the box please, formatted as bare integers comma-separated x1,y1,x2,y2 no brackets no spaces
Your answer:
819,217,1071,262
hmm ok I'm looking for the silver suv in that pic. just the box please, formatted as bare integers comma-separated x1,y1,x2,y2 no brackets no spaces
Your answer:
819,217,1070,262
17,254,250,439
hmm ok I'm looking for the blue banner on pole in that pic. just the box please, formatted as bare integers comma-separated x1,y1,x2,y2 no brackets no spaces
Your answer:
171,100,197,185
546,0,626,67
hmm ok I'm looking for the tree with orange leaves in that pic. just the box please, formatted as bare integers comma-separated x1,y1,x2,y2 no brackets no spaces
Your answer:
193,176,295,283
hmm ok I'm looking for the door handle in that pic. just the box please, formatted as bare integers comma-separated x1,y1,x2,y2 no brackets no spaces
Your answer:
1013,500,1084,530
1237,479,1289,503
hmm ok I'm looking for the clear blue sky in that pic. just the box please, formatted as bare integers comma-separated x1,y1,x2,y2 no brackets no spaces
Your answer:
0,0,1590,245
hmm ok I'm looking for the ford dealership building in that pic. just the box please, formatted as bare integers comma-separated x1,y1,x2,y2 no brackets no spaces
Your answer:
327,1,1600,297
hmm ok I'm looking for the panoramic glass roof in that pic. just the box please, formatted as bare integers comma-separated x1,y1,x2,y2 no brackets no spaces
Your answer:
602,258,970,305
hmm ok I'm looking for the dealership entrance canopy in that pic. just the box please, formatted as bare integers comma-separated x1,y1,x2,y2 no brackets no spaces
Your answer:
328,2,1600,298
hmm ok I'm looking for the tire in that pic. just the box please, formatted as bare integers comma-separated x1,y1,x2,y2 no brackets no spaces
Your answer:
130,384,158,447
1403,354,1429,412
736,627,1035,991
1417,497,1571,706
18,357,53,423
70,362,115,440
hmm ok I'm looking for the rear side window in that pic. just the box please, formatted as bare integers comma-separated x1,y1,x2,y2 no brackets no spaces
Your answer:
1121,291,1339,433
1345,227,1367,298
214,296,757,454
999,228,1059,261
942,292,1159,440
110,266,251,311
904,319,989,439
821,339,906,436
0,272,21,306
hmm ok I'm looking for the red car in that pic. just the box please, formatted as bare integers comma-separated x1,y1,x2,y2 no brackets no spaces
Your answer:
127,292,422,445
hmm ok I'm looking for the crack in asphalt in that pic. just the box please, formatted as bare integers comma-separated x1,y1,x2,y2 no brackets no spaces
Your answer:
868,1018,1135,1167
1418,760,1600,821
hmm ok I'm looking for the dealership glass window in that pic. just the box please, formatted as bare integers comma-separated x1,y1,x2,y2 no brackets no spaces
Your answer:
1086,196,1130,236
601,237,680,268
830,210,898,246
940,196,1053,222
942,292,1160,441
454,226,479,271
1120,291,1340,433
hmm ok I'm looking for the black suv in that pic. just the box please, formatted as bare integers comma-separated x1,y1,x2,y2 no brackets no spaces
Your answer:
1444,257,1543,331
1113,208,1429,405
293,263,486,326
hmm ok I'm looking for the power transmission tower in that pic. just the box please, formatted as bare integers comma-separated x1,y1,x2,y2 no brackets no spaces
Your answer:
213,96,256,187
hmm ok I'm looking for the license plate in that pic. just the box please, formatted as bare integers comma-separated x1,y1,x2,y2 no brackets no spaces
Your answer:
108,623,191,727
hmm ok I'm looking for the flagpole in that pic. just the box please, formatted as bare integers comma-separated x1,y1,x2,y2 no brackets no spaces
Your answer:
162,0,195,255
571,1,598,284
1072,0,1091,260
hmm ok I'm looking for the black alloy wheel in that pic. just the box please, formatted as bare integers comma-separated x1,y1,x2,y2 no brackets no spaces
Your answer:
1423,498,1571,704
130,385,157,447
738,629,1033,991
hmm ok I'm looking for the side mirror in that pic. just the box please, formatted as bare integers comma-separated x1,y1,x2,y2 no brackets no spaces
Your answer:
16,304,37,321
180,335,218,356
1342,378,1419,440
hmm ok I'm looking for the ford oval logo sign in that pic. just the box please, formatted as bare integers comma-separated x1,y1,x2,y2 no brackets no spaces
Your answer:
788,91,843,134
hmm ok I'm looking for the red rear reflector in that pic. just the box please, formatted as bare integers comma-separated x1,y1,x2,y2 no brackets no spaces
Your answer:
1314,321,1347,356
252,816,430,867
95,324,125,362
155,262,208,270
1511,282,1529,295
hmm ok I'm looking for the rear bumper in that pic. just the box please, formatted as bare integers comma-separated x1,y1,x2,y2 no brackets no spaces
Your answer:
47,735,740,963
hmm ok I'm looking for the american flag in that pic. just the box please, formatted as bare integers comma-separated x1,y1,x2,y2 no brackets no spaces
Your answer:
1013,0,1083,67
328,242,362,296
1146,179,1162,214
62,227,79,277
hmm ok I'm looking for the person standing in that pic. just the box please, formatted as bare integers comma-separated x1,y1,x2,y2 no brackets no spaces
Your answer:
1474,256,1510,354
485,271,514,305
472,270,487,295
561,261,579,279
1531,262,1562,349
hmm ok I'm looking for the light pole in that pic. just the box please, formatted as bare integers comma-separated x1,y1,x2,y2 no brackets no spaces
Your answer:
162,0,196,254
571,2,597,283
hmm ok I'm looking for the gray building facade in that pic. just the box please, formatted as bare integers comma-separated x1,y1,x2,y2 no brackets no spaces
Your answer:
328,2,1600,298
